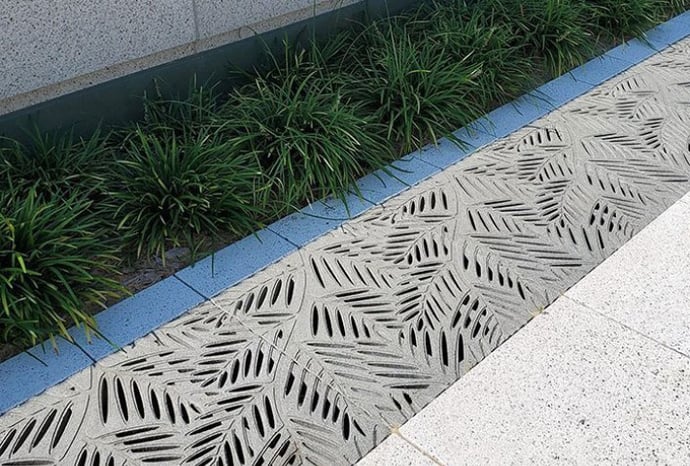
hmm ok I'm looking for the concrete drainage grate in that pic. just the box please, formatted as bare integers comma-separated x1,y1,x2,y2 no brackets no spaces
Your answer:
2,39,690,466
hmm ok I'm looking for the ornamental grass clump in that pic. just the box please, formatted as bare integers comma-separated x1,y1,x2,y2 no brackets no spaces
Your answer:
0,190,123,350
142,78,222,137
478,0,594,76
425,1,537,106
586,0,665,42
249,35,352,87
340,20,484,154
669,0,690,15
110,128,264,263
0,129,109,199
221,68,394,209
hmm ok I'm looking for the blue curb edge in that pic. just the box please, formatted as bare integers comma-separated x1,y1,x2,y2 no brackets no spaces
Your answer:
1,11,688,416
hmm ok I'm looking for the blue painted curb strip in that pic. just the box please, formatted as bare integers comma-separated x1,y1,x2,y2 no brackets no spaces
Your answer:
175,228,296,298
605,39,659,65
0,337,94,415
528,73,594,110
1,13,688,417
647,11,690,47
568,54,633,86
416,127,496,170
69,276,206,361
266,154,441,248
266,194,375,248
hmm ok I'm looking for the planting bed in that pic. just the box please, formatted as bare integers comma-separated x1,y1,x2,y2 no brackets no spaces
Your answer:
1,0,688,356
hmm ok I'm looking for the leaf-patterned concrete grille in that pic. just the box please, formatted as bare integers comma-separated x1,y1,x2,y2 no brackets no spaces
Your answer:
2,40,690,466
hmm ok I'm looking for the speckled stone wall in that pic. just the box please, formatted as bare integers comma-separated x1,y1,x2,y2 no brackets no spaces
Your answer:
0,0,356,116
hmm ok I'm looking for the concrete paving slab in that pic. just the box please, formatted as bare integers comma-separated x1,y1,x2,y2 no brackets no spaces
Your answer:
567,193,690,356
397,297,690,465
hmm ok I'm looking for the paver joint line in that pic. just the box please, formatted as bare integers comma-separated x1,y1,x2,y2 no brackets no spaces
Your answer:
395,431,447,466
1,16,690,466
564,294,690,362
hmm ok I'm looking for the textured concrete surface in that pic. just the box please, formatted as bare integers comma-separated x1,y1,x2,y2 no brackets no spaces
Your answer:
2,36,690,466
195,0,358,41
567,193,690,357
394,296,690,465
0,0,196,101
